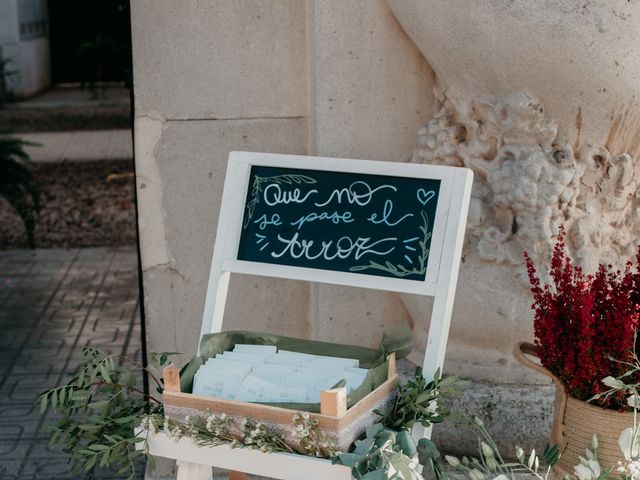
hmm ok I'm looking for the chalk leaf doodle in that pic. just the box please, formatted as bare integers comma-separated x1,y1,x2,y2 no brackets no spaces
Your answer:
349,211,431,277
237,166,441,281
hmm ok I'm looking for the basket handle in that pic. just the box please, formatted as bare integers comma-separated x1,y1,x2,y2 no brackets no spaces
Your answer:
513,342,568,450
513,341,568,394
513,342,556,380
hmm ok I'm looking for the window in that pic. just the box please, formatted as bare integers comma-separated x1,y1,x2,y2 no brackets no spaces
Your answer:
18,0,48,40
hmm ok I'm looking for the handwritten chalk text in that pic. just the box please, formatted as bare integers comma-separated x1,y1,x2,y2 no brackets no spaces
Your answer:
254,213,283,230
263,183,318,207
367,200,413,227
314,181,395,207
270,233,396,261
291,211,353,230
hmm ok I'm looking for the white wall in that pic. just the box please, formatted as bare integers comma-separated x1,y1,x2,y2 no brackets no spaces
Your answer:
0,0,50,98
15,37,50,97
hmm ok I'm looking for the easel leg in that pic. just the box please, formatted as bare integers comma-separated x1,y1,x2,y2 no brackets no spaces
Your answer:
176,460,213,480
228,471,247,480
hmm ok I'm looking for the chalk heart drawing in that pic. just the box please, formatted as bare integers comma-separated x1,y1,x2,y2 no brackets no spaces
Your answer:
417,188,435,206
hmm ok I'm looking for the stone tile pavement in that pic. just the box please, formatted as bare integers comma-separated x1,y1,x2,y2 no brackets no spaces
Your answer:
0,247,142,480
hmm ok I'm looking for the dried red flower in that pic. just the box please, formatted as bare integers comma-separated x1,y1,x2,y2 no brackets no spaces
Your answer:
524,229,640,409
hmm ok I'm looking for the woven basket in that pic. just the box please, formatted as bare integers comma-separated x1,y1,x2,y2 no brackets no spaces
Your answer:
514,342,633,476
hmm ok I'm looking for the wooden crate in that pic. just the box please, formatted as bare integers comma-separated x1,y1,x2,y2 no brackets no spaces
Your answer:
162,353,398,451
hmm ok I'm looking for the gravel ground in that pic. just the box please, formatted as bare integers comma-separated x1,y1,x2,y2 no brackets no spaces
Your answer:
0,159,137,249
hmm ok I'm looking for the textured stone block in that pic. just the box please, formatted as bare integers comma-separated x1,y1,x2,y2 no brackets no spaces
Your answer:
137,118,311,357
131,0,308,119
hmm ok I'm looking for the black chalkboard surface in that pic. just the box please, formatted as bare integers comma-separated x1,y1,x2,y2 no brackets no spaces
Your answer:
237,166,441,281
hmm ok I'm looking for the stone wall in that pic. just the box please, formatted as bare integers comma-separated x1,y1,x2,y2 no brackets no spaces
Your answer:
131,0,434,369
131,1,311,363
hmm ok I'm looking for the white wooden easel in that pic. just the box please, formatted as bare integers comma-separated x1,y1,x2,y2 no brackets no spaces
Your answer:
141,152,473,480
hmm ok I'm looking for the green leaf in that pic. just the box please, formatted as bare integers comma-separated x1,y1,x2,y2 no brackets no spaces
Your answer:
402,419,415,429
331,379,347,389
337,453,363,467
417,438,440,465
366,423,385,438
48,430,59,449
89,444,110,451
354,459,371,478
78,424,100,432
114,415,136,424
72,391,88,402
99,450,110,467
99,363,111,382
374,431,396,448
353,437,376,455
361,470,387,480
542,444,560,466
395,430,417,458
415,391,433,404
397,461,413,480
85,455,97,470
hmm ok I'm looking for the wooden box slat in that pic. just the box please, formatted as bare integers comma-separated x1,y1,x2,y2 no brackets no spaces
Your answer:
162,353,398,450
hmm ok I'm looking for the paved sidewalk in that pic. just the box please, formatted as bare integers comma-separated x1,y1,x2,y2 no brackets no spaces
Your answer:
16,86,130,110
0,86,130,133
0,247,142,479
20,130,133,162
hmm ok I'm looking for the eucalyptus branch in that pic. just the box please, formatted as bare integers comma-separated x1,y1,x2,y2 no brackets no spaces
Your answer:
152,413,297,455
375,367,467,430
91,381,161,404
37,347,172,479
102,352,164,388
98,350,174,389
444,416,560,480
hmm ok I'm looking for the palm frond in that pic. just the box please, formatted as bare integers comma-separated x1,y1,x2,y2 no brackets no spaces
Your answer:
0,134,40,247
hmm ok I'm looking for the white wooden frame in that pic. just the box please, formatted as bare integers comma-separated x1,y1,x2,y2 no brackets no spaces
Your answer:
143,152,473,480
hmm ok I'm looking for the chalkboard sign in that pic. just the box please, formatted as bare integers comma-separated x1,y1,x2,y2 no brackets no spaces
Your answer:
237,166,441,281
